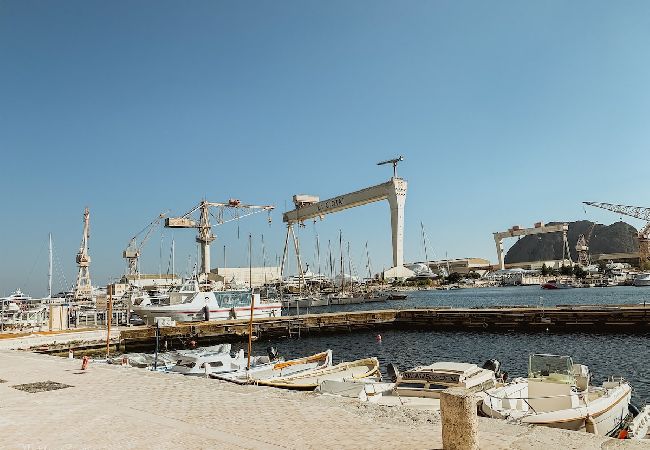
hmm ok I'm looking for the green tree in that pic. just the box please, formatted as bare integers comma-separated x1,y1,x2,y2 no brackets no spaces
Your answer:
446,272,462,284
573,265,587,279
559,265,573,276
541,263,550,276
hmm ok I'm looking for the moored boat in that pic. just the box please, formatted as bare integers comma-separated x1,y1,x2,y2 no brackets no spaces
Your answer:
132,282,281,323
481,354,631,435
541,280,575,290
253,357,380,391
633,273,650,287
211,350,333,384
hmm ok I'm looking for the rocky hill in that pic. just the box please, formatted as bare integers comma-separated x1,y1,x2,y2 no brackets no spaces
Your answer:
504,220,638,264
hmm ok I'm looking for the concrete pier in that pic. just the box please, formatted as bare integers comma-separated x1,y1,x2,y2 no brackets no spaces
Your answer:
115,304,650,351
0,351,645,449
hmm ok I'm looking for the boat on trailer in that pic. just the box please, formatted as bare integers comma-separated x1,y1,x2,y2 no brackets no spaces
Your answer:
481,354,632,436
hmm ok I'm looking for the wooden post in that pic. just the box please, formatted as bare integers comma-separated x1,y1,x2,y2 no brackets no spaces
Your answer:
247,234,254,371
440,387,479,450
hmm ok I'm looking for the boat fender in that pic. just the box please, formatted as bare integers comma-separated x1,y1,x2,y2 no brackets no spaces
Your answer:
629,403,641,417
585,414,598,435
229,307,237,320
387,363,400,382
376,334,382,342
618,428,629,439
203,305,210,322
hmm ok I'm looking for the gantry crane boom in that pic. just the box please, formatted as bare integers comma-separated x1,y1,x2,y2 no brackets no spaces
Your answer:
123,211,169,276
583,201,650,267
165,199,274,277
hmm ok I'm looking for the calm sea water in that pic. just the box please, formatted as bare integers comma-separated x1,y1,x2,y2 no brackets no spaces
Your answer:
250,285,650,404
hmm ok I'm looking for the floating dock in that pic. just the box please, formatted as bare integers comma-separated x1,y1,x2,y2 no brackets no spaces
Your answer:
119,304,650,351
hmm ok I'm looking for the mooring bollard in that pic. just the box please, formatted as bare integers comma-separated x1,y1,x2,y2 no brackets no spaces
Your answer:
68,349,74,359
81,355,89,370
440,387,479,450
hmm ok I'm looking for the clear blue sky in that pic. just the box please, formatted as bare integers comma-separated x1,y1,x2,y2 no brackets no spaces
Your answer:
2,1,650,296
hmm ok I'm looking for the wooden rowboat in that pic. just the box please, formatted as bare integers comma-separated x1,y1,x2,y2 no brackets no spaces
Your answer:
252,357,380,391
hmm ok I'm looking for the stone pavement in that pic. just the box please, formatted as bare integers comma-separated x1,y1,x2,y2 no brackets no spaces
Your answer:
0,351,647,449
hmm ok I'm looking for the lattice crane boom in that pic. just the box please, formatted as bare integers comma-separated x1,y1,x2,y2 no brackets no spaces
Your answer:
583,202,650,223
583,201,650,267
123,211,169,276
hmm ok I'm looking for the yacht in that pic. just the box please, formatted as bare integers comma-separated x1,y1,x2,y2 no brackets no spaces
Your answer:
132,280,281,323
633,273,650,287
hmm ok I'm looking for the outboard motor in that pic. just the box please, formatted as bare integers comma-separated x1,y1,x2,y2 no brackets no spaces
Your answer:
267,346,279,361
387,363,400,383
482,359,504,380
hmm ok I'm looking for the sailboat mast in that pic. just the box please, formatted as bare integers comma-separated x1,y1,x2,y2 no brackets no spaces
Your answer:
339,230,344,291
171,238,175,281
347,242,352,294
365,241,372,279
420,222,429,262
48,233,52,298
316,233,321,276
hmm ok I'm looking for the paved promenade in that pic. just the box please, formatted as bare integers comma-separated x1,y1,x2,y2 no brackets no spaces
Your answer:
0,351,647,449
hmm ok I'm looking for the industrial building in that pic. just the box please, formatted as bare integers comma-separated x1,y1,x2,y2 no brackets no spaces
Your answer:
210,267,282,287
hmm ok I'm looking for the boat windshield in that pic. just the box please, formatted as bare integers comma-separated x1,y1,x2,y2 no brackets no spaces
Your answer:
528,354,574,383
216,291,251,308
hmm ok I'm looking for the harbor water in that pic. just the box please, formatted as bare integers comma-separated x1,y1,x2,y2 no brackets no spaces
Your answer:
262,285,650,404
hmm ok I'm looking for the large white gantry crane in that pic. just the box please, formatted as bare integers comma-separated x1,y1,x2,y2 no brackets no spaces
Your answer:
165,199,274,279
493,222,570,270
282,156,413,280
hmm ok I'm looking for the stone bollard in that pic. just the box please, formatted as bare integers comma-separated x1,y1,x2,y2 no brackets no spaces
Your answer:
440,387,479,450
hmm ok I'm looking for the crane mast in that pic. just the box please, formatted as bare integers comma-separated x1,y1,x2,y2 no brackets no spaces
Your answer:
74,207,92,300
583,201,650,268
166,199,274,280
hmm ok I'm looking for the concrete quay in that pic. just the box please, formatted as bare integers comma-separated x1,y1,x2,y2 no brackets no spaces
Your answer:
0,351,647,449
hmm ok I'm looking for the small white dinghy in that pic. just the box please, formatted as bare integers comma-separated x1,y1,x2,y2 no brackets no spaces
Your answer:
210,350,333,384
481,354,632,436
170,346,281,377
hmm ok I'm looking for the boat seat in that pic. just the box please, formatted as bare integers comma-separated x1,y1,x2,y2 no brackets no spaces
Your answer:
527,379,578,413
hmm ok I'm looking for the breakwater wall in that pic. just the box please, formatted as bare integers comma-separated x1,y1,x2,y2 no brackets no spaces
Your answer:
119,304,650,351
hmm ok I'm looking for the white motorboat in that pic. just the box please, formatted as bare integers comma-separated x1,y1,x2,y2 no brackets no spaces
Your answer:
132,281,281,323
211,350,333,384
318,361,498,411
170,346,280,376
481,354,631,435
633,273,650,287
